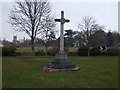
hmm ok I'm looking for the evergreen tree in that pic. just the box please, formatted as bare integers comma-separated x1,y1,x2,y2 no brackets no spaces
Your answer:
106,31,113,47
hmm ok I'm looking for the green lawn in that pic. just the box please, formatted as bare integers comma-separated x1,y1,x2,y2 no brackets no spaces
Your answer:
16,47,46,52
2,56,118,88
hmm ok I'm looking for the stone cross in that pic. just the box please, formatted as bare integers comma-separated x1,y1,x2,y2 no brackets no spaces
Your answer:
55,11,70,53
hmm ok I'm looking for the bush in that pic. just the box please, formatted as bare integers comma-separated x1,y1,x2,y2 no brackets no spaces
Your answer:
100,50,107,56
48,47,69,56
2,46,17,56
77,46,119,56
90,47,101,56
36,50,45,56
106,47,119,56
77,46,88,56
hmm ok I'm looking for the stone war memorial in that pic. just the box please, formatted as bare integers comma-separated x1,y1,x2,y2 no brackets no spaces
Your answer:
44,11,80,72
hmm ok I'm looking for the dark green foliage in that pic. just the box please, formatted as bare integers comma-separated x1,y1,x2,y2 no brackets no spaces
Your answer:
64,29,75,47
77,46,119,56
36,50,45,56
90,47,101,56
2,46,17,56
106,31,114,47
93,47,119,56
106,47,119,56
77,46,88,56
89,30,107,47
100,51,107,56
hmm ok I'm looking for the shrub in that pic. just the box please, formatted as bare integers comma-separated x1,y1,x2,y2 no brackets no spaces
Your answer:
2,46,17,56
48,47,69,56
100,50,107,56
106,47,119,56
36,50,45,56
90,47,101,56
77,46,88,56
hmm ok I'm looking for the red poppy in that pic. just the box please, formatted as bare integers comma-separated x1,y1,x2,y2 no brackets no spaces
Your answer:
45,70,52,72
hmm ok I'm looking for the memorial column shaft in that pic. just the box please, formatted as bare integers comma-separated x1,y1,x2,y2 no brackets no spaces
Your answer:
60,22,64,53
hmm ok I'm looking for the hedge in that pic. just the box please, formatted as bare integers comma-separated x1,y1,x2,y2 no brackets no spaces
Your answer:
77,46,88,56
2,46,17,56
90,47,101,56
77,46,119,56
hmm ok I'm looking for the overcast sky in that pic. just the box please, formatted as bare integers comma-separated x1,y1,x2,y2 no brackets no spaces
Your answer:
0,0,118,41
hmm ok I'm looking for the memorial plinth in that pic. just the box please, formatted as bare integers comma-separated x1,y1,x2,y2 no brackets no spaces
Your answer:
51,52,76,69
46,11,80,71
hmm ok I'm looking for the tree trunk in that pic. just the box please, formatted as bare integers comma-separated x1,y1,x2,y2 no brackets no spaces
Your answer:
87,29,90,56
45,41,48,56
87,40,90,56
45,46,48,56
87,46,90,56
31,37,35,56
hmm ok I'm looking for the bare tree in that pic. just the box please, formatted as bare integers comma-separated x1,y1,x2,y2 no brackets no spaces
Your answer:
9,0,51,56
41,15,56,55
78,16,96,56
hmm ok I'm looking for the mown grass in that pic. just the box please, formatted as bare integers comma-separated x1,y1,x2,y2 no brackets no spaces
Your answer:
2,56,118,88
16,47,78,52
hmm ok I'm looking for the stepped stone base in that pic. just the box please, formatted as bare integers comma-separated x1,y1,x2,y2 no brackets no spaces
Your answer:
47,52,80,71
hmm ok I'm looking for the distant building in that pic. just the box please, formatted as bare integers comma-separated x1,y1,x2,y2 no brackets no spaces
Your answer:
13,36,20,47
2,39,12,47
13,36,17,46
